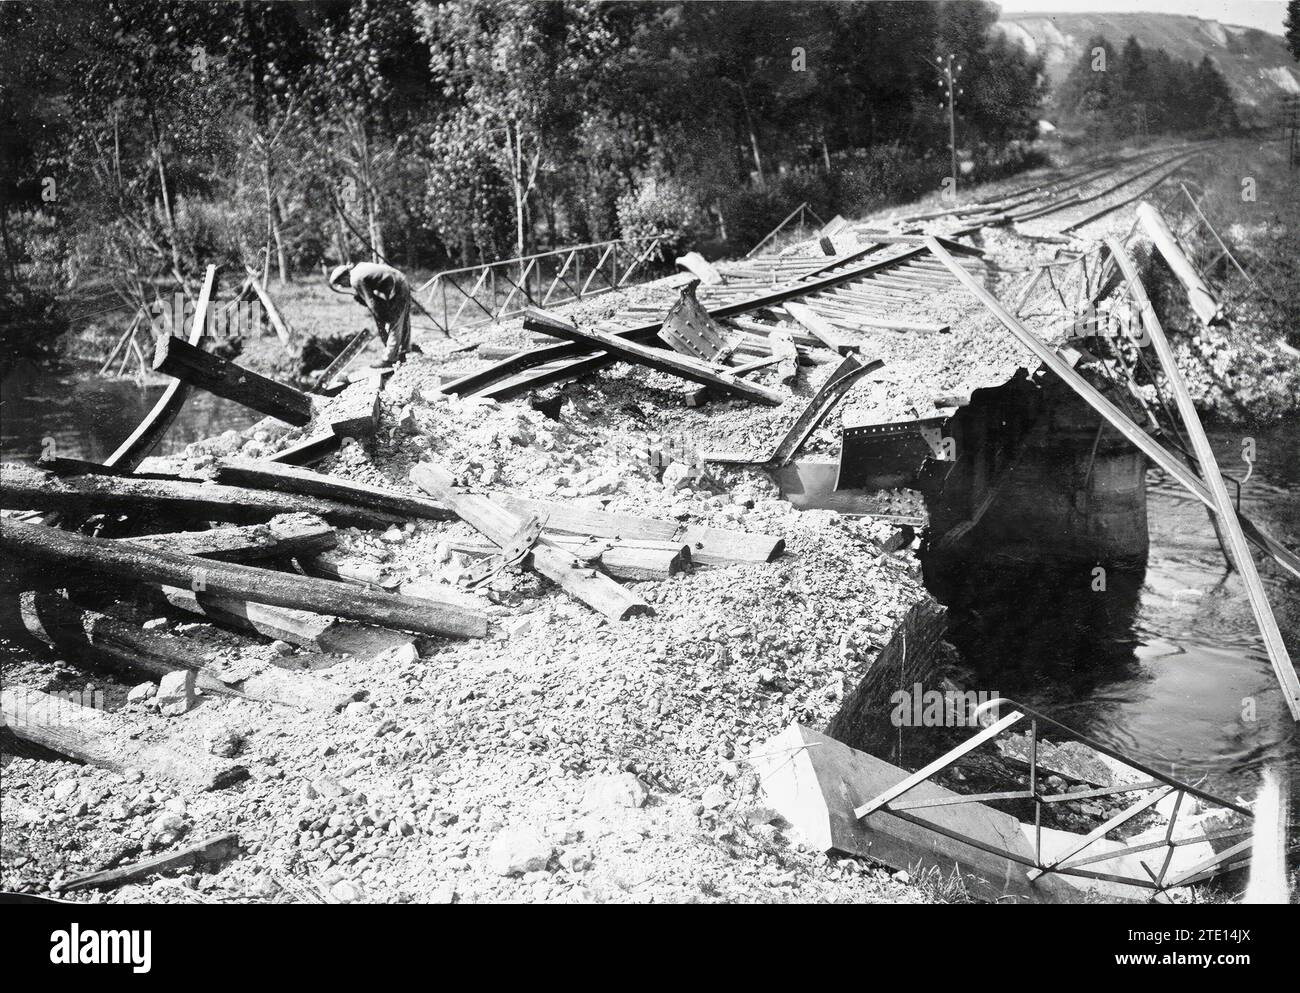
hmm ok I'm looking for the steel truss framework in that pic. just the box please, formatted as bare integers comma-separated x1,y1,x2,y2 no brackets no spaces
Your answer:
418,238,664,335
854,699,1267,900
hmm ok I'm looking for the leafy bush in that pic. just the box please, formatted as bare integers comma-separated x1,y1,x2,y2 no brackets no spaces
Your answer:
616,176,711,257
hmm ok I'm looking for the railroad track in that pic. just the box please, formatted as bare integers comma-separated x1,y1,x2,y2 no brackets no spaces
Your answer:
436,142,1215,407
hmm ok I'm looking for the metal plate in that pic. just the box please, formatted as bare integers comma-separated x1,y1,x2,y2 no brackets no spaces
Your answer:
657,280,737,363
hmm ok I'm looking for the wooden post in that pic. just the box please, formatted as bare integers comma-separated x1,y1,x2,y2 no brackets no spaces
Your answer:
0,517,488,639
782,301,858,354
153,334,314,426
57,833,241,892
244,266,294,344
213,460,454,522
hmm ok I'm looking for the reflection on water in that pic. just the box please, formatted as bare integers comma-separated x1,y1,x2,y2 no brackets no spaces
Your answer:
933,419,1300,801
1,359,260,464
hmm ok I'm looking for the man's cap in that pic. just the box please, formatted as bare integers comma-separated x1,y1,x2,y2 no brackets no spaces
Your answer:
328,263,353,290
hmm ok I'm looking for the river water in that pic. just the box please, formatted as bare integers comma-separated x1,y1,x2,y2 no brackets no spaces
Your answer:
1,359,261,465
3,363,1298,802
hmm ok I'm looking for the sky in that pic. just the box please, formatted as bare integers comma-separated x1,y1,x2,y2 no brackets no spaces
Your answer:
995,1,1288,36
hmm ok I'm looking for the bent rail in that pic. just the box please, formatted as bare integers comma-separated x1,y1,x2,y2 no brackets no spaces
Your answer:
104,265,218,471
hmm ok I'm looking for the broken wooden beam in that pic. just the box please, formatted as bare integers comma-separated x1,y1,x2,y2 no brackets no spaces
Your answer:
34,455,181,481
487,492,784,566
524,308,786,406
19,592,357,712
122,514,337,563
244,266,293,344
447,533,690,581
213,460,454,522
158,585,416,660
153,334,314,426
782,301,859,354
267,431,341,466
411,463,653,621
312,326,373,392
57,832,241,892
105,266,218,471
0,462,401,529
0,517,488,639
0,686,247,790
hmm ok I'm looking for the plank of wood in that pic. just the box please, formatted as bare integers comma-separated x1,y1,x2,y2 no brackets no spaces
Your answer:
244,267,293,344
57,832,241,892
154,334,314,426
20,592,357,712
34,455,182,481
312,326,373,392
1,686,247,790
213,460,454,522
105,266,218,471
524,308,786,406
411,463,654,621
159,585,414,660
448,533,689,581
0,517,488,639
782,301,858,354
488,492,785,565
0,462,400,529
122,514,337,563
768,326,798,384
267,431,341,466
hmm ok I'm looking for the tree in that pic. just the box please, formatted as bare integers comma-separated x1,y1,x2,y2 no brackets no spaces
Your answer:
1286,0,1299,62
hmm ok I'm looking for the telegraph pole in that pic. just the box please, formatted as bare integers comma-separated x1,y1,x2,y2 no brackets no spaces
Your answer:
935,54,963,196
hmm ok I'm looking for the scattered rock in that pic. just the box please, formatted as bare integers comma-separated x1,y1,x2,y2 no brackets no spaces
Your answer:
486,829,554,876
582,773,648,813
156,670,196,717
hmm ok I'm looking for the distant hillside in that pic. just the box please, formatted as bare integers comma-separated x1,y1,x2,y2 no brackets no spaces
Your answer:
996,11,1300,111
